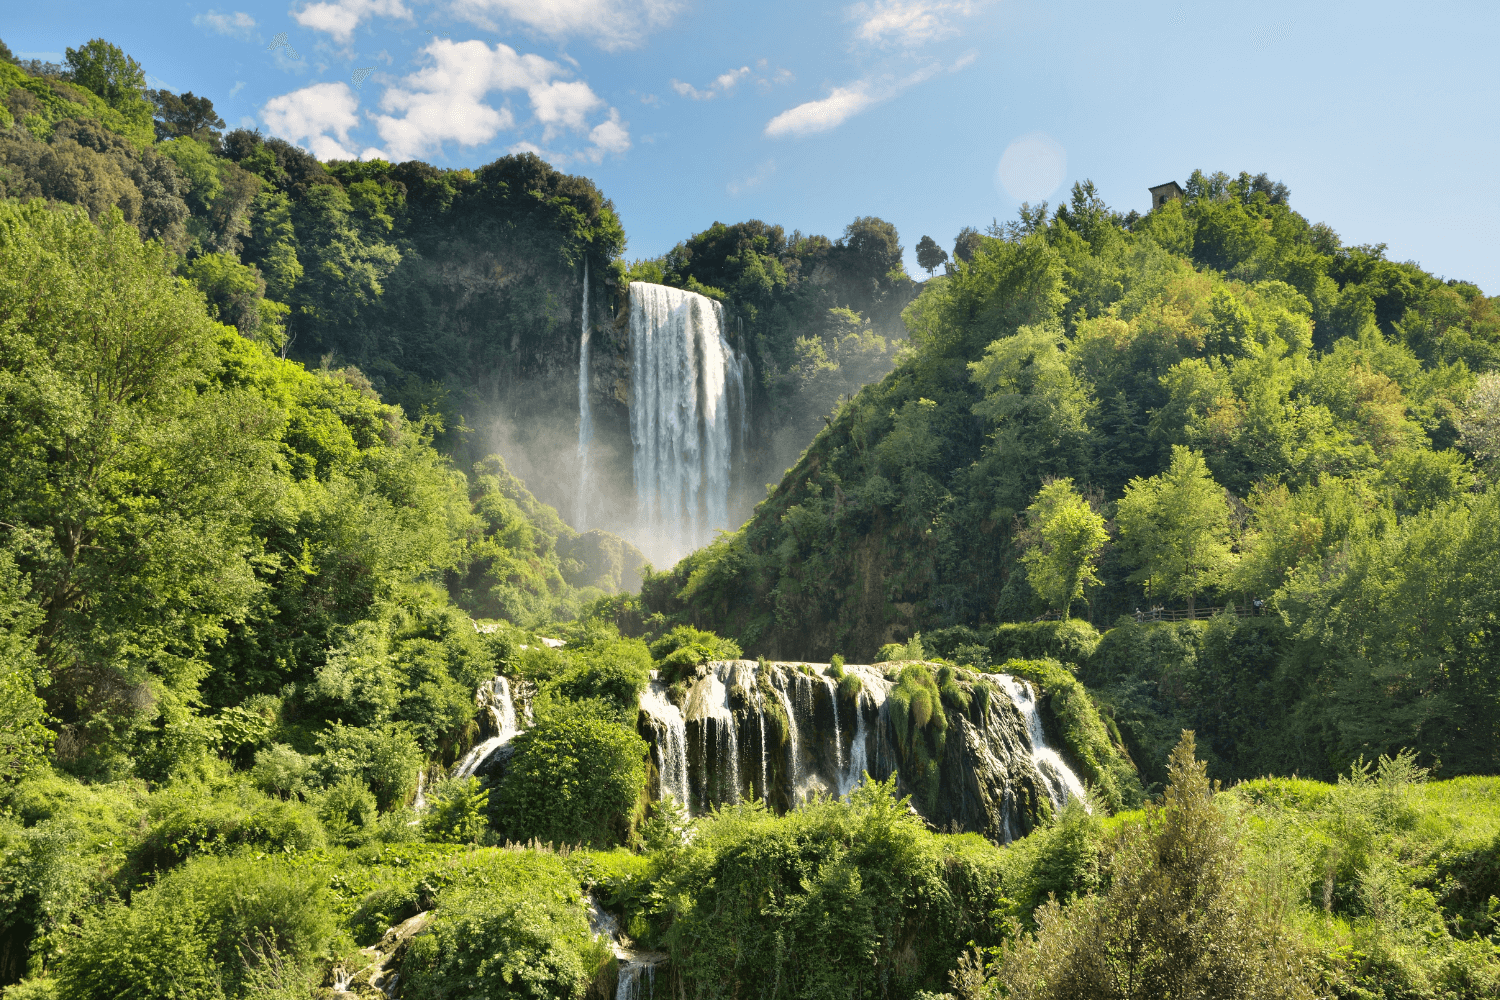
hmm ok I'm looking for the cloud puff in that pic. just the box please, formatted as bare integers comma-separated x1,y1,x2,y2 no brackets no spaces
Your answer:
764,83,878,137
261,82,361,159
363,39,628,163
194,10,258,40
765,56,971,138
448,0,681,51
848,0,977,48
294,0,412,45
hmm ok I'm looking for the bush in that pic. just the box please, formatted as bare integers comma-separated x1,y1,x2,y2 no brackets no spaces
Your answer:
989,620,1100,667
649,626,741,685
399,851,612,1000
422,777,490,845
249,744,313,800
55,854,334,1000
127,782,326,878
318,776,378,846
492,714,647,848
543,637,651,724
315,722,423,812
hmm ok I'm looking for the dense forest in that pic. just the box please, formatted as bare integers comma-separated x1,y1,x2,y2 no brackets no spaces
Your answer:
2,34,1499,1000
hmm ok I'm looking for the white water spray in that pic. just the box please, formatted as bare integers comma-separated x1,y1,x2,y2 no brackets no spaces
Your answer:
993,675,1090,811
640,682,690,809
771,678,801,801
576,257,592,530
628,282,745,563
841,694,868,796
454,676,519,779
758,699,769,800
824,676,843,774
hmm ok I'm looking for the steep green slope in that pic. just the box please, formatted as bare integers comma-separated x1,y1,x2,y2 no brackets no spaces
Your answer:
639,174,1499,780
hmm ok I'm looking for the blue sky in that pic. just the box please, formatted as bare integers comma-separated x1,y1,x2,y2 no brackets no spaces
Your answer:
12,0,1500,291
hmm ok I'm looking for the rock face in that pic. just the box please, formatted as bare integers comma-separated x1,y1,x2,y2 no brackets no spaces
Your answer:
636,660,1089,843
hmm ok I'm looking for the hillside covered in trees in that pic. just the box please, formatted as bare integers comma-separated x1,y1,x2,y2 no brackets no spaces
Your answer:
2,32,1500,1000
635,171,1500,781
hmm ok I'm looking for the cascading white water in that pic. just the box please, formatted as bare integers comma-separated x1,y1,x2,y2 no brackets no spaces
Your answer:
576,258,592,530
640,682,690,808
628,282,745,563
758,699,769,801
616,961,656,1000
824,676,843,774
771,679,801,800
993,674,1090,811
841,693,868,796
454,676,519,779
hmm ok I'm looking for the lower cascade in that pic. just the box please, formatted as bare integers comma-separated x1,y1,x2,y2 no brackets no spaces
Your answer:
635,660,1090,842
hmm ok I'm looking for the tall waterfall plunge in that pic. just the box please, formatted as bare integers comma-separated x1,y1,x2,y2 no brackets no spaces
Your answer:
627,283,748,564
575,258,592,531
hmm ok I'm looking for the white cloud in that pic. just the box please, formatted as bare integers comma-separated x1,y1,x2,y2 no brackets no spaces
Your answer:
261,82,361,160
364,39,628,163
194,10,258,40
670,66,751,101
586,108,630,160
230,80,247,97
727,159,775,196
764,84,878,138
294,0,412,45
448,0,682,51
764,59,962,138
848,0,977,48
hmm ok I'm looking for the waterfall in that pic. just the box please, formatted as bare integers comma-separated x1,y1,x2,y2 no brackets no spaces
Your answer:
993,675,1090,811
841,694,868,796
722,716,741,805
576,258,592,530
640,681,690,808
616,961,656,1000
771,678,801,802
628,282,744,563
824,676,843,774
454,676,519,779
758,698,769,801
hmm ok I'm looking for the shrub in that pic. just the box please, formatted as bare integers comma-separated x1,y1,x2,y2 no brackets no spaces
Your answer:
649,626,742,685
319,776,378,846
543,637,652,723
55,854,334,1000
989,620,1100,667
876,633,926,662
422,777,490,845
316,722,423,812
250,744,313,800
399,852,612,1000
127,783,326,878
492,714,647,848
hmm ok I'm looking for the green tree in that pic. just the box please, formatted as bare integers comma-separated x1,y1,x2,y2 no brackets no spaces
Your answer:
63,39,151,133
147,89,224,149
1116,446,1235,611
998,732,1314,999
953,225,982,263
916,234,948,276
492,713,647,847
1020,478,1109,617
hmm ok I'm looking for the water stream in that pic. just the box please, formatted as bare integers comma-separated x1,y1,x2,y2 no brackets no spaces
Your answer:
992,674,1090,811
453,676,519,779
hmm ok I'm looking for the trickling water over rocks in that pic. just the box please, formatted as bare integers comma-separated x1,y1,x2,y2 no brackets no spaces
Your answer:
634,660,1088,843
